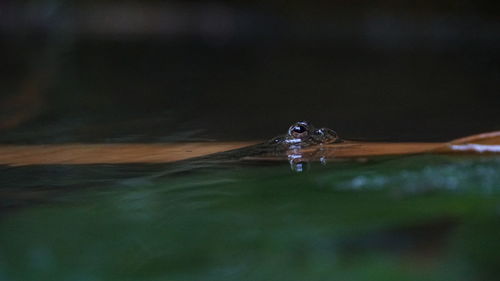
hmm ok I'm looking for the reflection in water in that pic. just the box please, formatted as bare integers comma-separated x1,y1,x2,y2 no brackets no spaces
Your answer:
288,146,330,172
288,149,308,172
287,146,330,172
450,144,500,153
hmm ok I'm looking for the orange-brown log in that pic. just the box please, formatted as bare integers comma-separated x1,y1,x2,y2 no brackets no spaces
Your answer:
0,131,499,166
0,142,259,166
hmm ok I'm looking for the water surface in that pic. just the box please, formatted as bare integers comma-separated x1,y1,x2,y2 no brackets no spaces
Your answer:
2,155,500,280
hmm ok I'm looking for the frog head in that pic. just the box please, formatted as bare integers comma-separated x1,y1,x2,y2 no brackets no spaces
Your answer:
269,121,340,146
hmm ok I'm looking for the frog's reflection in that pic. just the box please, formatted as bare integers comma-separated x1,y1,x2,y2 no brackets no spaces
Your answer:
288,147,308,172
287,145,330,172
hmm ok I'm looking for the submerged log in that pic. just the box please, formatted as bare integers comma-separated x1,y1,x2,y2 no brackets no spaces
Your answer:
0,131,499,166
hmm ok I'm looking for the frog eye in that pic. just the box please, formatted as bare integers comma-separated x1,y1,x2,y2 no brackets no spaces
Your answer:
288,121,311,139
313,128,339,143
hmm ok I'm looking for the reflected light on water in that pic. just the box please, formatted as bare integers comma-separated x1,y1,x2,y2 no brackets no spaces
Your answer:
450,144,500,153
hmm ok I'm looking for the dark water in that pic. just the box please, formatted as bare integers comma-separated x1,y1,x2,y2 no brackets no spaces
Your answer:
1,1,500,280
1,2,500,143
2,42,499,143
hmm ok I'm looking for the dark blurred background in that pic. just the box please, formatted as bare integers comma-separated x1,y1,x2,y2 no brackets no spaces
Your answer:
1,0,499,144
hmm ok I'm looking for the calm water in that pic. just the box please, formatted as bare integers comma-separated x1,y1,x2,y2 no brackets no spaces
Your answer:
2,2,500,280
2,154,500,280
